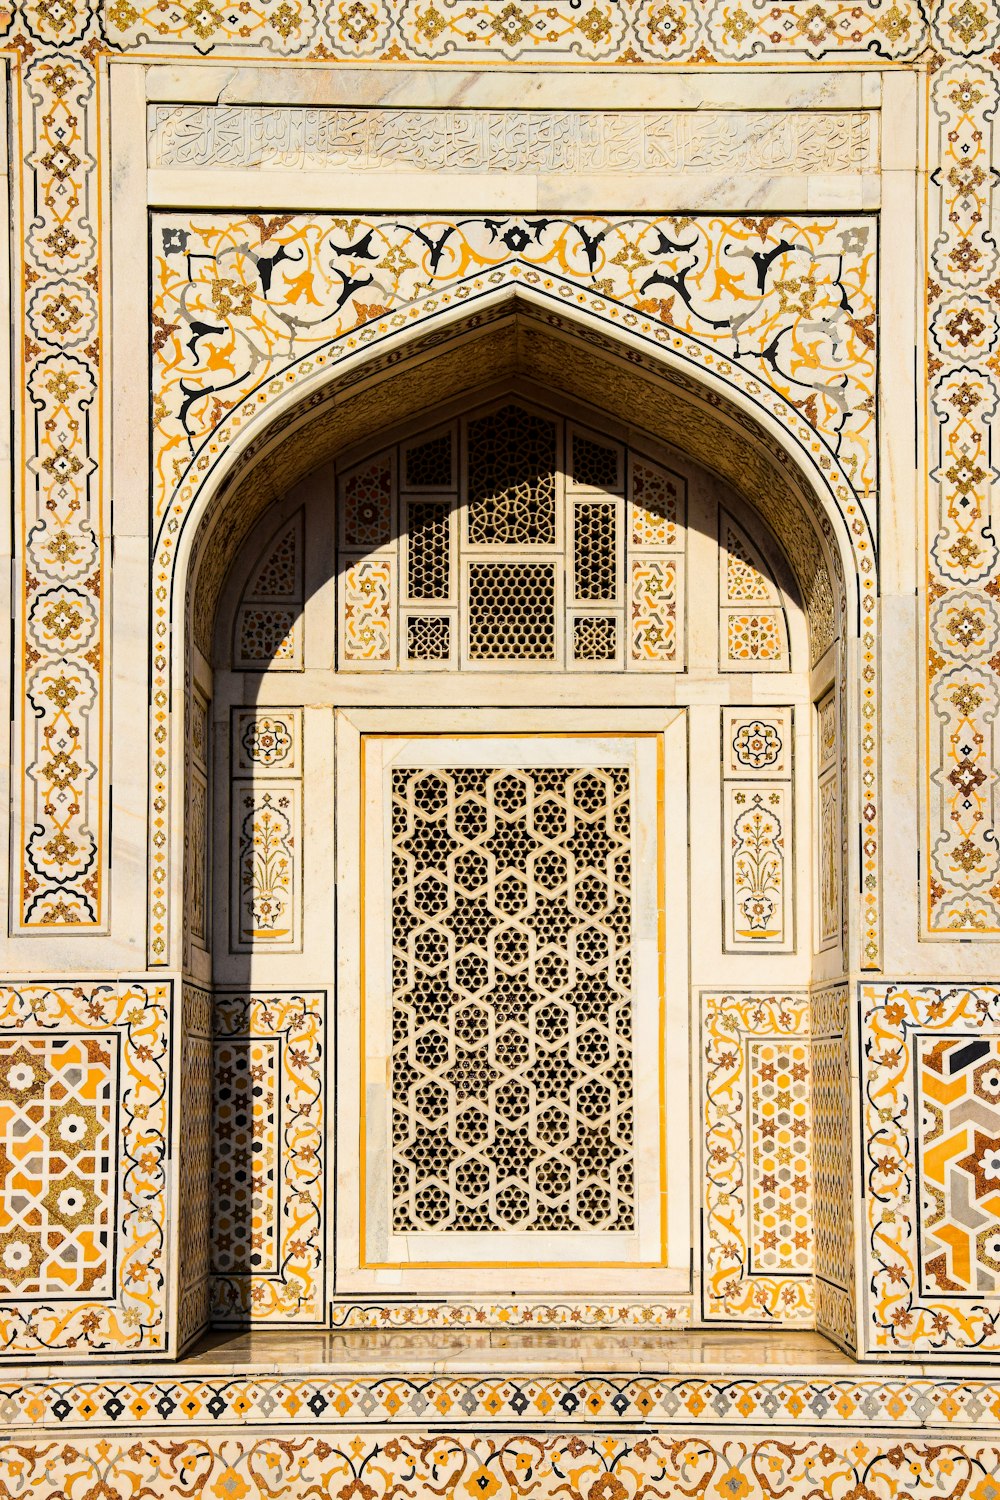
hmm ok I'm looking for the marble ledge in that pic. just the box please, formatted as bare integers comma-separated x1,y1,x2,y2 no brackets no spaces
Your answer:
140,65,882,113
4,1328,988,1380
143,169,882,215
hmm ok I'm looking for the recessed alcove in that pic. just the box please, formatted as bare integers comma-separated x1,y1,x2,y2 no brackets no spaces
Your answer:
174,300,858,1356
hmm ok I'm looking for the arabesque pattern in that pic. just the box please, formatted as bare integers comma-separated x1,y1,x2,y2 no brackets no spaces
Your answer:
1,1432,996,1500
152,214,876,530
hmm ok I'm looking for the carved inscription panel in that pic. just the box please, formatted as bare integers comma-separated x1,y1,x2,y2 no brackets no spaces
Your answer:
148,106,876,175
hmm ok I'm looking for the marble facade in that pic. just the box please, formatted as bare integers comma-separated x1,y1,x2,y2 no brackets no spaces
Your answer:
2,2,1000,1493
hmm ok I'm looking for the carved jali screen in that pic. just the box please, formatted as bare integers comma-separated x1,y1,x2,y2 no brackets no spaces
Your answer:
357,731,667,1278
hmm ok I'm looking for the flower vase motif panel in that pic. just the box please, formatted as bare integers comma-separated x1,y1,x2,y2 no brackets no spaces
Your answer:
722,711,794,953
726,785,791,946
230,710,303,952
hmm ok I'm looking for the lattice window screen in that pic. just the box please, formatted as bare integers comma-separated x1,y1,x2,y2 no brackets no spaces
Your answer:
359,730,668,1268
235,512,304,670
390,763,636,1234
336,404,689,671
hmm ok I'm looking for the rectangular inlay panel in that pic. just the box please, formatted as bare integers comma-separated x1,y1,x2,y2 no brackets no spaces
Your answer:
747,1039,812,1274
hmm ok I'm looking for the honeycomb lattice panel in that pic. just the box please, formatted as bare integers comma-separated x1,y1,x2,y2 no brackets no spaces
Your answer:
467,563,557,661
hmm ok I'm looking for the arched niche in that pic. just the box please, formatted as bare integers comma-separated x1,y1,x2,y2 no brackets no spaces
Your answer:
171,299,862,1353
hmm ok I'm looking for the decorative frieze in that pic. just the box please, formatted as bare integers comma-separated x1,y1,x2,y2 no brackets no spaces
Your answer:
148,104,876,175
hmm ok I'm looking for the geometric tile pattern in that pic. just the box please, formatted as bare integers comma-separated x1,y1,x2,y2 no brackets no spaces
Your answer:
863,983,1000,1354
919,1035,1000,1295
746,1040,811,1274
177,985,213,1354
811,984,855,1350
701,991,813,1322
0,1434,995,1500
211,992,326,1324
234,512,303,669
0,1035,116,1296
213,1039,280,1274
720,513,788,669
342,558,394,664
10,1368,1000,1431
0,982,170,1354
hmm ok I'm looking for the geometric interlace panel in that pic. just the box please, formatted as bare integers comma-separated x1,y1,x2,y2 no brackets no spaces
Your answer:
920,1035,1000,1293
390,764,636,1233
0,1035,115,1295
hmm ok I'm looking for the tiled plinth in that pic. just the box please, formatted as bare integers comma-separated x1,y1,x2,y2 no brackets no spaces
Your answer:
4,1328,1000,1427
5,1330,1000,1498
